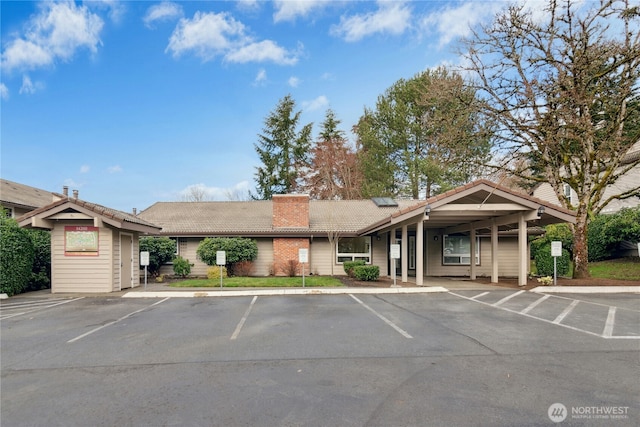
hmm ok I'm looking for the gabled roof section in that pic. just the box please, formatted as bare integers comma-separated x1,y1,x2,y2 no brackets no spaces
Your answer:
359,179,576,235
138,199,418,236
18,197,161,234
1,179,59,210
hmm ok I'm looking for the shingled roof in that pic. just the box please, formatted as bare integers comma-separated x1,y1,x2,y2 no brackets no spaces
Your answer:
1,179,58,210
138,199,419,236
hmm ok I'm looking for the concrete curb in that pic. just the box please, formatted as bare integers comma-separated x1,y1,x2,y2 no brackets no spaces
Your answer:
0,293,8,300
531,286,640,294
122,286,450,298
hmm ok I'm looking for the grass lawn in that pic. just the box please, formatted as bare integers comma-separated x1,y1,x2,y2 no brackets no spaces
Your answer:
170,276,345,288
589,257,640,281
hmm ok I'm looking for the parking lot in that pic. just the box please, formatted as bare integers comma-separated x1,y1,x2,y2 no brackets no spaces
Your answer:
1,289,639,426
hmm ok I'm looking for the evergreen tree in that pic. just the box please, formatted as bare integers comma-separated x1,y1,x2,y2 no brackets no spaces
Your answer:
253,95,312,200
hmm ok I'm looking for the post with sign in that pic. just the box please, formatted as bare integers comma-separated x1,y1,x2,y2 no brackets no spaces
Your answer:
299,248,309,288
551,241,562,286
216,251,226,288
390,244,400,287
140,251,150,290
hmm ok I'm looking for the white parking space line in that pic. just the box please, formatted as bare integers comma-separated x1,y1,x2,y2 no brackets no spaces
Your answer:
1,298,71,308
470,291,490,300
492,290,525,307
0,298,84,320
520,294,550,315
552,299,580,324
602,306,617,338
349,294,413,339
67,298,169,343
230,296,258,340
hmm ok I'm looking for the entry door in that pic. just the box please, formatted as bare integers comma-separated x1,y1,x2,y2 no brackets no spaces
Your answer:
121,233,133,290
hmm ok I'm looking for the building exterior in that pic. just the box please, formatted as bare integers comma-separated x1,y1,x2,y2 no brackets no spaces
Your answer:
140,179,575,287
1,179,60,217
17,192,161,293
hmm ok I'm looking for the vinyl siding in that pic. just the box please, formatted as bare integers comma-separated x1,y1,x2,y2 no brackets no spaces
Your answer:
51,222,113,293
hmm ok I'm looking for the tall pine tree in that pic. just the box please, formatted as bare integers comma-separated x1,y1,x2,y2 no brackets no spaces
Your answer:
253,95,312,200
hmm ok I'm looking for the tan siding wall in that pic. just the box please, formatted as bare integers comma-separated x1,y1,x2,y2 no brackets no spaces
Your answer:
112,230,120,291
600,165,640,213
51,221,113,293
254,239,274,276
310,239,334,276
371,235,389,276
427,236,523,277
132,234,140,288
533,183,561,206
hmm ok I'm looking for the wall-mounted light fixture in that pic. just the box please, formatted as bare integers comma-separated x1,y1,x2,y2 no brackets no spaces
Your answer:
537,205,546,217
433,235,439,241
424,204,431,217
375,234,381,241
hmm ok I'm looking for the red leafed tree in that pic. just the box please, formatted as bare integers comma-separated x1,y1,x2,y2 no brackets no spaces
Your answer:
304,109,363,200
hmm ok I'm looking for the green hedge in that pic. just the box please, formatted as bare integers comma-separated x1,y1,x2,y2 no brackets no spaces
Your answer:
534,243,570,277
343,260,366,277
353,265,380,281
0,215,35,296
172,256,191,278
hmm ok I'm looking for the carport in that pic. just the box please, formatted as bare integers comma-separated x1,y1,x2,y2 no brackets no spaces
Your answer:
360,180,576,286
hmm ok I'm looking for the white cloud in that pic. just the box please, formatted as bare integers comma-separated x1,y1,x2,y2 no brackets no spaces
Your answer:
236,0,261,12
288,76,300,87
166,11,300,65
225,40,299,65
302,95,329,112
330,1,412,42
107,165,122,173
1,83,9,100
420,2,502,48
1,2,104,73
254,68,267,85
19,75,43,95
87,0,127,24
143,1,183,29
178,181,250,201
80,165,90,173
273,0,328,23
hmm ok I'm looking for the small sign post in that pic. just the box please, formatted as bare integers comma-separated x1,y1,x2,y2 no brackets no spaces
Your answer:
216,251,226,288
140,251,150,290
551,241,562,286
299,248,309,288
390,244,401,287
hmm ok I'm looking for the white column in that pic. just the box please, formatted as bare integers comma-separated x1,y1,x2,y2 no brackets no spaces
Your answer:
518,212,528,286
491,219,499,283
401,224,408,283
470,224,476,280
416,220,424,286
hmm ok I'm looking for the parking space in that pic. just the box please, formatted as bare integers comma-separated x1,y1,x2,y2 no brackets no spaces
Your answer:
2,292,639,426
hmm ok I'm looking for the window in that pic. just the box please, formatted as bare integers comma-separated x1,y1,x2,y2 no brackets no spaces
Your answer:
337,236,371,264
443,234,479,265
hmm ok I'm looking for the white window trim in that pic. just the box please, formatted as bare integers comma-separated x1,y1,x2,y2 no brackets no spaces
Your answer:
336,236,372,264
442,235,480,266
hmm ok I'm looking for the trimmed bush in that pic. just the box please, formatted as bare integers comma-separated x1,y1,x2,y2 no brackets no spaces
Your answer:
26,229,51,292
343,260,366,277
353,265,380,281
197,237,258,267
0,215,35,296
172,256,191,278
531,223,574,260
207,266,228,280
140,237,176,276
588,208,640,262
534,243,570,277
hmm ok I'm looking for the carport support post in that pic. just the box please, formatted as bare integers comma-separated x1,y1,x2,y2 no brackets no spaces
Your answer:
491,219,498,283
470,224,476,281
416,220,424,287
518,213,528,286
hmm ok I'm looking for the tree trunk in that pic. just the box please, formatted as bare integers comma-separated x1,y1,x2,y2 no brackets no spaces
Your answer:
572,209,591,279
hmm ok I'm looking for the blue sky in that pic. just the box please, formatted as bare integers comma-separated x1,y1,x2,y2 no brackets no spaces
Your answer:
2,0,517,212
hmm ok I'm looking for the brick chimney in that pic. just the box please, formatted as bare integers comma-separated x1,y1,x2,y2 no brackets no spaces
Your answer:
272,194,309,228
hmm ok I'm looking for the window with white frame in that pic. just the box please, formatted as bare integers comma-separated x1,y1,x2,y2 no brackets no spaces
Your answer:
336,236,371,264
442,234,480,265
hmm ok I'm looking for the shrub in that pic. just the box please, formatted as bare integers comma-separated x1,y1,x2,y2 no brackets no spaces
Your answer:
588,208,640,261
139,237,176,276
172,256,191,278
534,243,570,277
531,223,574,260
353,265,380,281
343,260,366,277
281,259,300,277
207,266,228,280
233,260,255,277
0,215,35,296
196,237,258,267
26,229,51,292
